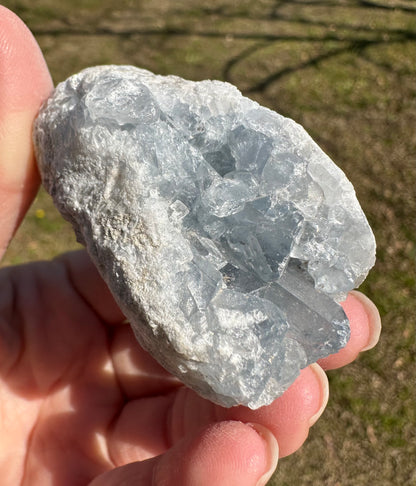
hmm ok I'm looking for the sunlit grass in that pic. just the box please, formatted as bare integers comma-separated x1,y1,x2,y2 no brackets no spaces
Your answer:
1,0,414,484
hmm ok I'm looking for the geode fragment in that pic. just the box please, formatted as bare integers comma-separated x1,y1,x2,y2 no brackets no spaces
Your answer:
33,66,376,408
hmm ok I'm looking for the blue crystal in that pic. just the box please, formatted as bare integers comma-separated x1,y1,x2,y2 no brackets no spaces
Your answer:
34,66,376,408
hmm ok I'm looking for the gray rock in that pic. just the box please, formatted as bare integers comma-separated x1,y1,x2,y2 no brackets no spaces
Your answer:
33,66,376,409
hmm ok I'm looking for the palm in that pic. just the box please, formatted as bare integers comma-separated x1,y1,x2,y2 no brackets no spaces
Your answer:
0,252,185,484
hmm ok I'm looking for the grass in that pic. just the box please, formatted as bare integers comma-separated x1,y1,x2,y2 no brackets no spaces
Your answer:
1,0,415,484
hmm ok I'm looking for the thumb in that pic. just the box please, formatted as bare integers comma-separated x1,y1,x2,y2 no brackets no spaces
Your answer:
90,421,278,486
0,7,53,258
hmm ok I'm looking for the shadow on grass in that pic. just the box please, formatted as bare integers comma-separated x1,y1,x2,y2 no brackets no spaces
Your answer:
26,0,416,94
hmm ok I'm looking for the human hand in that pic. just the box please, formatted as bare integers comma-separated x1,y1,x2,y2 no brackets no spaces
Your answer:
0,7,381,485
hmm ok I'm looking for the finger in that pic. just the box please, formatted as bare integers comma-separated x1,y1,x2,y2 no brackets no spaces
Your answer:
107,363,327,462
317,290,381,370
220,364,328,458
0,7,53,259
91,421,278,486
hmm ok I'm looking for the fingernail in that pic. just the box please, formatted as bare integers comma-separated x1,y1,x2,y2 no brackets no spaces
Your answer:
350,291,382,352
247,423,279,486
308,363,329,427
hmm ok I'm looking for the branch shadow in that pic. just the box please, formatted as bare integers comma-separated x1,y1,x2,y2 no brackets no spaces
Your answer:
27,0,416,94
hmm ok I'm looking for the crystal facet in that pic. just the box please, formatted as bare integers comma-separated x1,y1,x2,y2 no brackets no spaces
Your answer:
33,66,376,408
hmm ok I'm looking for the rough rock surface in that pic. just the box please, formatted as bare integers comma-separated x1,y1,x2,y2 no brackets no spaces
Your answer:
33,66,376,408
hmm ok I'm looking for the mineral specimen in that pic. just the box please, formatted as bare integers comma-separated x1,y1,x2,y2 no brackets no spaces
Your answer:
33,66,376,409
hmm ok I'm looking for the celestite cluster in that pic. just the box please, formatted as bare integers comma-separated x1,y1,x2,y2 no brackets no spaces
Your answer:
34,66,376,408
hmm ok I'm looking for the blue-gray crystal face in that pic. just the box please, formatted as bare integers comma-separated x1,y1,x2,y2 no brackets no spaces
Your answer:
33,66,376,409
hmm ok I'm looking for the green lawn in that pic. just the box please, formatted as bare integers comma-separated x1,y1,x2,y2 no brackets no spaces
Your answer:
2,1,415,484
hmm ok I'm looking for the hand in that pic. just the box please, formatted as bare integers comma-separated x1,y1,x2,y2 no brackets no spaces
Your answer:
0,7,381,485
